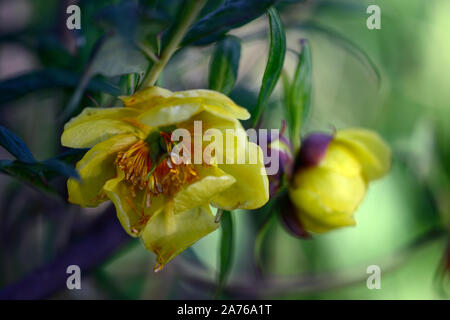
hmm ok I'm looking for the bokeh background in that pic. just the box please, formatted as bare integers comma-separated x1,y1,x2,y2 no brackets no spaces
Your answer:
0,0,449,299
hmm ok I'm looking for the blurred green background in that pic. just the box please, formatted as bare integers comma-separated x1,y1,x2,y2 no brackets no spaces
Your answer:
0,0,448,299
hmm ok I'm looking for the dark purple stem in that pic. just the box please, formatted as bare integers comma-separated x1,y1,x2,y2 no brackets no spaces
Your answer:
0,207,129,300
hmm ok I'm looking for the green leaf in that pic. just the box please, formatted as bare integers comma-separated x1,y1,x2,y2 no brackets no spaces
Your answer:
251,6,286,127
0,157,79,194
51,148,88,165
198,0,225,18
0,131,81,194
254,212,277,272
0,126,80,179
95,1,139,39
2,159,79,180
0,126,35,163
183,0,276,46
288,39,312,152
281,70,291,112
0,160,56,195
37,35,75,70
216,210,234,296
208,36,241,95
40,159,80,180
91,36,149,78
0,68,121,105
61,35,147,120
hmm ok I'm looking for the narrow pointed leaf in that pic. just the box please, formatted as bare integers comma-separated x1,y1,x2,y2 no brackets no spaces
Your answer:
251,7,286,127
0,69,121,105
51,148,89,164
41,159,80,180
183,0,277,46
208,36,241,95
0,126,35,163
91,36,149,77
217,210,234,295
0,160,57,195
288,39,312,152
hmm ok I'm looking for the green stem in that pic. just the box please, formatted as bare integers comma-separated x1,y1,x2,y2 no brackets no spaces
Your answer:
215,208,224,223
141,0,206,88
215,210,233,299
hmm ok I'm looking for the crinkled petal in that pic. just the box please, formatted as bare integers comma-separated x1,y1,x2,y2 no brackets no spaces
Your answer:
67,134,138,207
120,86,173,109
103,170,166,237
138,101,203,127
185,112,269,210
173,165,236,213
132,87,250,127
140,204,219,268
334,128,391,181
61,107,148,148
172,89,250,120
212,141,269,210
201,103,249,122
137,100,249,127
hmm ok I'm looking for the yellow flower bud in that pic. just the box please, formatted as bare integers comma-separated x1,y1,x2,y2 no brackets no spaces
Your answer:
288,129,391,233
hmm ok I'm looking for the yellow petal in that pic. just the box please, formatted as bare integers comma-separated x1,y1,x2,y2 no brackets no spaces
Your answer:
191,113,269,210
67,134,138,207
173,165,236,213
120,86,173,109
103,170,166,237
61,107,148,148
172,89,250,120
140,203,219,268
292,195,357,233
318,141,363,176
134,87,250,127
334,128,391,181
212,141,269,210
289,168,366,233
137,101,203,127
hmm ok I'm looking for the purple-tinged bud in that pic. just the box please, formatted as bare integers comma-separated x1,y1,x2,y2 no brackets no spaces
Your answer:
279,198,311,239
295,132,333,169
259,121,294,197
288,128,391,234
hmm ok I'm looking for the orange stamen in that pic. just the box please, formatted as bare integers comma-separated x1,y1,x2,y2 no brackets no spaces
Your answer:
115,131,200,209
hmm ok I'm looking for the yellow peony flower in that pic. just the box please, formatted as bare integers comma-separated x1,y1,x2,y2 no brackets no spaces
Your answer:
62,86,269,270
288,129,391,233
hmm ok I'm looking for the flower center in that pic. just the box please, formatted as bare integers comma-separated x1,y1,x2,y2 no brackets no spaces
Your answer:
115,130,199,203
116,140,152,193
